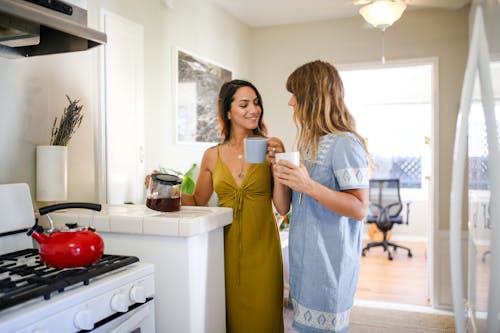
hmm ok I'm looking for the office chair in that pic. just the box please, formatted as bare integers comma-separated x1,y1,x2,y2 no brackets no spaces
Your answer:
362,178,413,260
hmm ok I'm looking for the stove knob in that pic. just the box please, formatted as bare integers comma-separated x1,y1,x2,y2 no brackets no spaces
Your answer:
74,310,94,330
130,285,146,303
111,293,129,313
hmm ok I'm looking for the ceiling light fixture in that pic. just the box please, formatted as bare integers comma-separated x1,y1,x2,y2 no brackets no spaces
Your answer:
359,0,406,31
359,0,406,64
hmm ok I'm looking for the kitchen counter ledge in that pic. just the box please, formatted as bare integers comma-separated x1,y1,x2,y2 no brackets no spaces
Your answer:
46,205,233,237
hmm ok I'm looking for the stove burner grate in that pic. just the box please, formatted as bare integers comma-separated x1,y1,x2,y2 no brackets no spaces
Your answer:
0,249,139,311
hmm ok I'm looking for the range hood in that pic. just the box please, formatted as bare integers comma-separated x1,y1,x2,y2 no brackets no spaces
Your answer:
0,0,106,58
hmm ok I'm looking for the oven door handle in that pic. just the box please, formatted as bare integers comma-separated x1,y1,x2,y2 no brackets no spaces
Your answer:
110,304,151,333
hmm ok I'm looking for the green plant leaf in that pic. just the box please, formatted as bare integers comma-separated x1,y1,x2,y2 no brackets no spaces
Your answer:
158,163,198,195
181,176,196,195
185,163,197,178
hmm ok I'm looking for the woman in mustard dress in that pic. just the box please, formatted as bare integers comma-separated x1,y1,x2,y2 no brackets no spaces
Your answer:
182,79,291,332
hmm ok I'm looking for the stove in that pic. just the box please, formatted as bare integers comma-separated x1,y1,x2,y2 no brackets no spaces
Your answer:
0,183,155,332
0,249,140,311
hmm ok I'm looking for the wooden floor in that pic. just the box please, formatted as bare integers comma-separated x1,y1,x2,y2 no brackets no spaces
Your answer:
355,240,430,306
355,240,489,309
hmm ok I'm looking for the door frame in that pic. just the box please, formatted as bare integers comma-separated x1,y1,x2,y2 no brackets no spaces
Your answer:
339,56,439,307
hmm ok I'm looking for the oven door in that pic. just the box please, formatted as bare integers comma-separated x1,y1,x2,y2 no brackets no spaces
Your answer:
91,299,155,333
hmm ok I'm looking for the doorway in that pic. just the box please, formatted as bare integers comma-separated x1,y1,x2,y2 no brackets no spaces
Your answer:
96,11,145,205
339,59,437,307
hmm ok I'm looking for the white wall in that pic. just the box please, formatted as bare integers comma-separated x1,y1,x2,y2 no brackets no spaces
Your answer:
87,0,252,176
0,0,251,205
0,51,98,204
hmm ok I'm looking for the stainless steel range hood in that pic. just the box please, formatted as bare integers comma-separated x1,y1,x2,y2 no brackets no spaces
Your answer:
0,0,106,58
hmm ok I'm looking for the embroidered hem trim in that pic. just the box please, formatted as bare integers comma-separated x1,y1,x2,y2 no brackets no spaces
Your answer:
292,298,351,331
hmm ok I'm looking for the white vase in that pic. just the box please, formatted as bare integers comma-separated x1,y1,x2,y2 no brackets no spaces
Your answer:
36,145,68,202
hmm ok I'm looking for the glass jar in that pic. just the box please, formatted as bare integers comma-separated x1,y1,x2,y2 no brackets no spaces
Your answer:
146,173,182,212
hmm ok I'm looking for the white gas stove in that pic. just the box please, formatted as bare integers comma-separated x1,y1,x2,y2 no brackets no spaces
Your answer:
0,183,155,333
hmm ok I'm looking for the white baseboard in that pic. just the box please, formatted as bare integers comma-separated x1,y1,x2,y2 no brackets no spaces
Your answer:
354,299,454,316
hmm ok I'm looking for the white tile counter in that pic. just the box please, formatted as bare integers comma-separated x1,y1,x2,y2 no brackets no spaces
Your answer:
47,204,233,333
46,204,233,237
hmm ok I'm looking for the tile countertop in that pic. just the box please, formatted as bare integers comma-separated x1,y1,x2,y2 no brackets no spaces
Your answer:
43,205,234,237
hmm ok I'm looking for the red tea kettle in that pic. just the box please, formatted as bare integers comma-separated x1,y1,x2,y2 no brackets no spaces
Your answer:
27,202,104,269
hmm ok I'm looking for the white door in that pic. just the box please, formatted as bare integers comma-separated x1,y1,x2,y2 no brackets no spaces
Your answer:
98,11,144,204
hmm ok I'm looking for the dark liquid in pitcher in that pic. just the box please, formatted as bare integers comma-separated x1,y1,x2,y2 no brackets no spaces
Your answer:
146,197,181,212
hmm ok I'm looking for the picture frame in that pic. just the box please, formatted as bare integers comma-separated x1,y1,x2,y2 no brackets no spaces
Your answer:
175,48,232,144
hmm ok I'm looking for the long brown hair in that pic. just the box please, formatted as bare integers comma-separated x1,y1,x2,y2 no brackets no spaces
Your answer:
286,60,367,160
217,79,268,142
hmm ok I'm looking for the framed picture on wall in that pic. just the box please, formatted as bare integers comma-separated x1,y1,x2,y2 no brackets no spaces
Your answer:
176,48,232,144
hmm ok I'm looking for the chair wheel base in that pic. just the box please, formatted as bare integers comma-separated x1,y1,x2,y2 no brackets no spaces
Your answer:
362,240,412,261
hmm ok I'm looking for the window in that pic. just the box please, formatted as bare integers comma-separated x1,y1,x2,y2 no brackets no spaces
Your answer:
340,64,433,190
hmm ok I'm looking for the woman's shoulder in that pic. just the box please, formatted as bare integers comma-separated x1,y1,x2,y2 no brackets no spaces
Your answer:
206,144,220,151
327,132,367,165
322,131,354,140
322,132,362,148
197,145,220,173
318,132,366,165
203,144,219,159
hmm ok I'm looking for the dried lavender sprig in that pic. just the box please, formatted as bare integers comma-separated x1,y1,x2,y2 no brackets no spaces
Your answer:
49,95,84,146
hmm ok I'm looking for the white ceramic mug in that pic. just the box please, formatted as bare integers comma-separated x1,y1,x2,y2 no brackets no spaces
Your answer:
244,137,269,163
275,152,300,166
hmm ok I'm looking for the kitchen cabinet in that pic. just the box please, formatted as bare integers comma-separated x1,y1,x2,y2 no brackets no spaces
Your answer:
47,205,233,333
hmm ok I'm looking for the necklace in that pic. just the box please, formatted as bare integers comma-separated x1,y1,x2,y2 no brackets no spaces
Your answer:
226,141,245,179
237,154,244,178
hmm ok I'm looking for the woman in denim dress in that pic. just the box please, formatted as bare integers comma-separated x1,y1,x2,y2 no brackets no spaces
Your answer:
273,60,369,333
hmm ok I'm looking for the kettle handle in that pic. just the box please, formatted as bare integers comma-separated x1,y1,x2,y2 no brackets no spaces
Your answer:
39,202,102,216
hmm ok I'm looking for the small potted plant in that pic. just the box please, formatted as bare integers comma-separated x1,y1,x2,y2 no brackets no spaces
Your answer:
36,96,84,202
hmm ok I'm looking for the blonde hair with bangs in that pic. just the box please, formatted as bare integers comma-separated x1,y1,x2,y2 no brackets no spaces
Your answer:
286,60,367,161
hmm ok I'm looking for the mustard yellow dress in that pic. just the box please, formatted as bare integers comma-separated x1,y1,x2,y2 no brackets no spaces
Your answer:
212,148,284,333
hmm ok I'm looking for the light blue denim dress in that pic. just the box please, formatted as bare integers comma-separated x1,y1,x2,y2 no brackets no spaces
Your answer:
289,133,369,333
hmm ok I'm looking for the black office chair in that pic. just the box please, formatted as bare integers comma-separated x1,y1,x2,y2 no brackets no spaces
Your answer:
362,178,413,260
